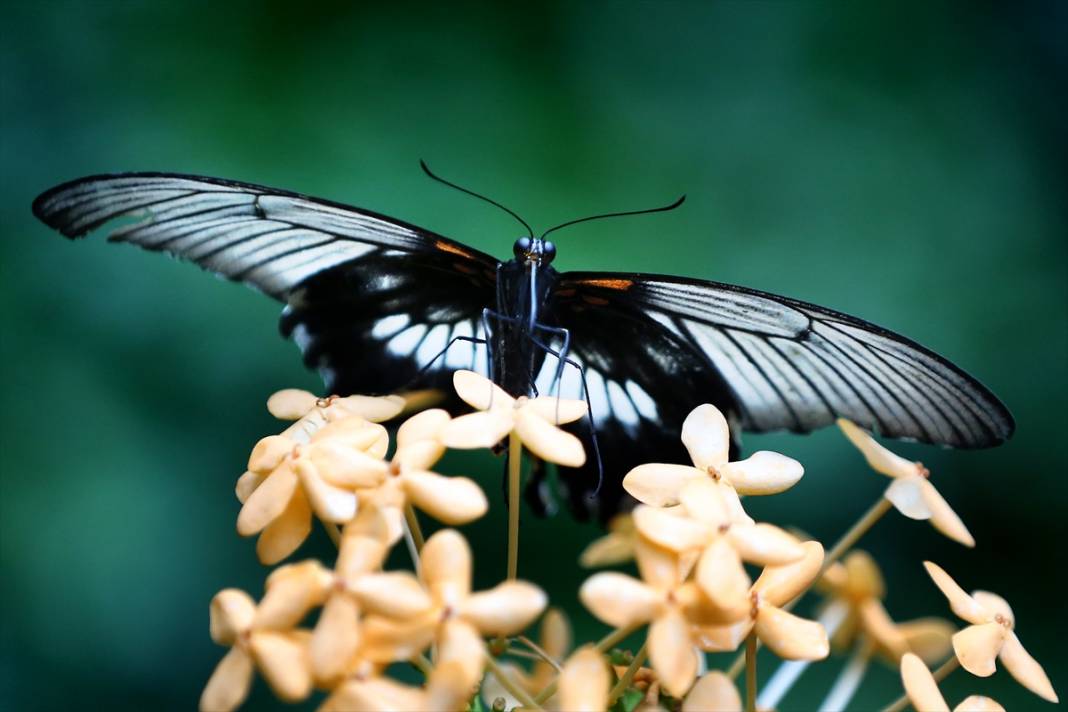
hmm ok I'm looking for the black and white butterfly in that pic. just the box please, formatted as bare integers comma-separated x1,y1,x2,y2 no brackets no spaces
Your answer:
32,169,1014,520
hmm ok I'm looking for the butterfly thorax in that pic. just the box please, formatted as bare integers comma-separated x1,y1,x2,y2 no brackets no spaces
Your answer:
493,258,558,397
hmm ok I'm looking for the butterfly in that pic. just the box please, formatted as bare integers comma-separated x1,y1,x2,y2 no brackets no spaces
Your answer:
32,168,1014,521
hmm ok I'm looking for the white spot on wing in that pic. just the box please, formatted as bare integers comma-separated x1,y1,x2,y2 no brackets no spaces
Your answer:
607,379,639,430
416,324,450,367
372,314,410,339
625,380,658,420
387,324,427,358
445,321,475,369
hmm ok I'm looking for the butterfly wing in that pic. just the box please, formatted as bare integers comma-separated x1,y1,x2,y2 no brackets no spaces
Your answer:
33,172,498,395
553,272,1014,449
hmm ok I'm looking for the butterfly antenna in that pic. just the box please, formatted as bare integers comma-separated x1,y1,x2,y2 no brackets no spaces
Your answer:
540,194,686,240
420,160,533,238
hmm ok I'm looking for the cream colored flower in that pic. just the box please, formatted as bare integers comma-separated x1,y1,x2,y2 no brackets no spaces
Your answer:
580,535,714,697
838,419,974,547
235,416,389,563
924,562,1058,702
350,529,547,678
331,408,490,527
580,513,637,568
318,623,482,712
624,404,803,508
558,645,611,712
682,671,742,712
266,388,404,430
199,588,316,712
441,370,588,466
696,541,829,662
901,652,1005,712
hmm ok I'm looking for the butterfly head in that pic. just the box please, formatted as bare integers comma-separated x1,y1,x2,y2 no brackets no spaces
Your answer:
513,236,557,265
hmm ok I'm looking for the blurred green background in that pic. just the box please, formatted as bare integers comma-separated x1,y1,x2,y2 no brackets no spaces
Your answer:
2,2,1065,710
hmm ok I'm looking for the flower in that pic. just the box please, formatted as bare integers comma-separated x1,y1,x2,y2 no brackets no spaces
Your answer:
266,388,405,432
696,541,830,663
440,370,588,466
350,528,548,677
199,588,316,712
319,657,474,712
579,513,637,568
623,404,803,508
817,550,939,663
681,671,742,712
924,561,1058,702
900,652,1005,712
558,645,611,712
236,415,389,563
329,408,490,527
580,533,716,697
838,419,974,547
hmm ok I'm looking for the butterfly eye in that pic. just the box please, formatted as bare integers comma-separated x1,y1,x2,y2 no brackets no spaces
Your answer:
513,237,532,258
542,240,557,262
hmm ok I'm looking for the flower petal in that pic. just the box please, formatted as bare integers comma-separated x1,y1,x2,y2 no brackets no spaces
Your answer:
237,464,298,536
696,539,751,616
295,460,358,523
331,394,405,423
923,562,988,625
541,607,572,662
998,631,1058,703
721,451,803,496
694,621,753,652
209,589,256,646
755,605,829,660
634,534,685,591
440,410,514,450
402,471,488,525
394,439,446,472
953,696,1005,712
971,591,1012,623
885,477,932,520
897,618,955,665
359,614,436,663
953,622,1007,677
248,630,313,702
579,572,659,628
336,533,388,586
248,435,294,473
624,463,704,507
679,477,746,529
267,389,319,420
424,659,478,712
649,608,699,697
199,646,253,712
837,419,920,478
859,599,909,661
728,523,805,567
916,480,974,547
321,676,426,712
310,442,388,488
752,540,824,608
900,652,950,712
460,580,547,636
843,550,885,600
309,594,360,685
632,504,713,553
397,408,452,447
351,572,433,619
453,369,514,410
514,407,586,466
681,404,731,471
421,529,472,603
438,619,487,690
682,671,743,712
235,470,264,504
527,395,588,425
559,646,610,712
579,531,636,569
256,561,333,629
256,489,312,565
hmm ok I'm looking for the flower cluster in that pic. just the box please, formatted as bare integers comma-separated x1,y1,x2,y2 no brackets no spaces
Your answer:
195,377,1057,711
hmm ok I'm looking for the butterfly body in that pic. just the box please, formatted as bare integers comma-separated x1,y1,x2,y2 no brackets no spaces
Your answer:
32,172,1014,520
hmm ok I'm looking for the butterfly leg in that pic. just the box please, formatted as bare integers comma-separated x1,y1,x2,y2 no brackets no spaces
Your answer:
411,334,489,384
527,335,604,496
531,323,571,400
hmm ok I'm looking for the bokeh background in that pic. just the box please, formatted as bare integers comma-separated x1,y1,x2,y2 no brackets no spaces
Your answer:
2,2,1065,710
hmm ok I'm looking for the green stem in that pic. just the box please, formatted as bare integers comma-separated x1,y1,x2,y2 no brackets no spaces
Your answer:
403,503,425,552
607,642,648,705
745,632,758,712
507,433,522,580
517,634,562,673
484,652,542,710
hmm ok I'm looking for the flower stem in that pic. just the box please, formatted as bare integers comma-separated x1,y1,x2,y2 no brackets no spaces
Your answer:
881,655,959,712
817,638,873,711
403,503,425,552
517,634,562,673
485,652,543,710
607,641,648,705
745,632,758,712
507,433,522,580
823,496,892,573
